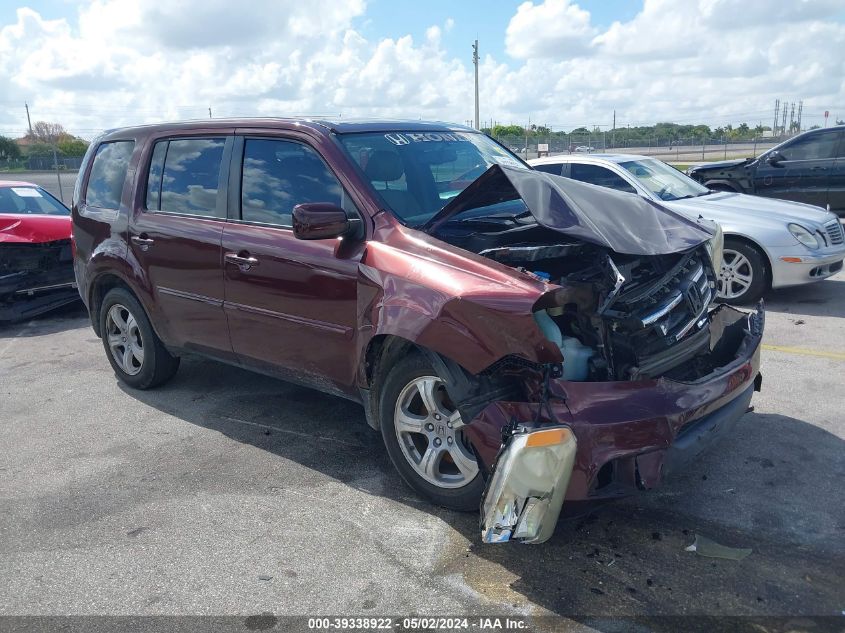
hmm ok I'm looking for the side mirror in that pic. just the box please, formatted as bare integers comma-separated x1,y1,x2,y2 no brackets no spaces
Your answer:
292,202,355,240
766,151,785,166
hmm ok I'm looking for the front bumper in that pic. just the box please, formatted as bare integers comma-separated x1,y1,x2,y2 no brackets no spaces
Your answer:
769,244,845,288
474,304,763,544
0,239,78,322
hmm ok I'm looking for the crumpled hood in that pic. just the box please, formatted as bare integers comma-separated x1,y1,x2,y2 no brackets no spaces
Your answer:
0,214,72,244
688,158,750,173
422,164,713,255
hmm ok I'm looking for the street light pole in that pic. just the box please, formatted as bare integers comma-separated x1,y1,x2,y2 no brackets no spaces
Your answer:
472,40,479,130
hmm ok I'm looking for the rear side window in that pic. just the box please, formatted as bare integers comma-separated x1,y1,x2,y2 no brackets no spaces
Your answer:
241,138,342,226
569,163,637,193
86,141,134,209
533,163,562,176
145,138,226,217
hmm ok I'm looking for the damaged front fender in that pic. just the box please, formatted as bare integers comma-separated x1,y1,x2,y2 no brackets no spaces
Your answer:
481,425,577,544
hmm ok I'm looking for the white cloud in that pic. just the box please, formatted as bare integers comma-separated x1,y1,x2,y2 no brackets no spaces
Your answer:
505,0,597,59
0,0,843,139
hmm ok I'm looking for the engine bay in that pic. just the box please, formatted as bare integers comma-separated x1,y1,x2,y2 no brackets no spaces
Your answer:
436,217,724,383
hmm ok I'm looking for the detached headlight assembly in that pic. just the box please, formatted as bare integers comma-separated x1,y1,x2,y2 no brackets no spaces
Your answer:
706,222,724,271
788,223,820,249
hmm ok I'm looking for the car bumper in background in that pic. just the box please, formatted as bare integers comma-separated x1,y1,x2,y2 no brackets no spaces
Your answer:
0,240,78,322
474,304,763,544
769,244,845,288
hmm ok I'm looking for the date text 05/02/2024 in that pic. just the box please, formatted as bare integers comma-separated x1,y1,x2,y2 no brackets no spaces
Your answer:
307,617,529,630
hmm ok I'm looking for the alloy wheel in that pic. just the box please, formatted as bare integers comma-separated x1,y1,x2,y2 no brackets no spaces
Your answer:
393,376,479,489
105,303,144,376
717,249,754,300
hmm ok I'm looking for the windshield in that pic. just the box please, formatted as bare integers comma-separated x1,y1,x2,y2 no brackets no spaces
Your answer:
0,186,69,215
338,131,527,225
619,158,710,201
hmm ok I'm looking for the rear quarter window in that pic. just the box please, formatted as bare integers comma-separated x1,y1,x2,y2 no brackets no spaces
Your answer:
85,141,134,210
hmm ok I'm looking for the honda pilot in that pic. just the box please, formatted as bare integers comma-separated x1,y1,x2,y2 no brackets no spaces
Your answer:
72,119,763,544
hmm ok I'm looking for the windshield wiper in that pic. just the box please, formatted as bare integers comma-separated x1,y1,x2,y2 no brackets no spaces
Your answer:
455,210,533,223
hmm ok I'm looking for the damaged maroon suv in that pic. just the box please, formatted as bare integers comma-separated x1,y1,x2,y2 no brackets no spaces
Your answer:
72,119,763,544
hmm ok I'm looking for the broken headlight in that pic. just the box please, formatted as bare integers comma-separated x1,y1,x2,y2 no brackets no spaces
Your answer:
705,222,724,272
480,426,577,544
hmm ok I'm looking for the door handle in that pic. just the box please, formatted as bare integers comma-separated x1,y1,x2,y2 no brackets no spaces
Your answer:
225,252,260,270
131,234,154,250
810,166,828,171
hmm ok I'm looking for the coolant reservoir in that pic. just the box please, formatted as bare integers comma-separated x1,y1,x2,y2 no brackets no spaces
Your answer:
560,337,594,381
533,311,594,381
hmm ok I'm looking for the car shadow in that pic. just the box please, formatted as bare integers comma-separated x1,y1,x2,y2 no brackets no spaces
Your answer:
0,300,87,338
763,277,845,318
118,355,845,622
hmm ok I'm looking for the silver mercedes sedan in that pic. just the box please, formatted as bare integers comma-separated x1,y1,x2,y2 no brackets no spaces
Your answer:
529,154,845,303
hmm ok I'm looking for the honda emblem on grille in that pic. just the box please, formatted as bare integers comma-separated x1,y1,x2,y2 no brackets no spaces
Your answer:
685,283,704,314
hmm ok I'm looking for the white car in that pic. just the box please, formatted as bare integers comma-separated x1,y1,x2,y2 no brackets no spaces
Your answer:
530,154,845,303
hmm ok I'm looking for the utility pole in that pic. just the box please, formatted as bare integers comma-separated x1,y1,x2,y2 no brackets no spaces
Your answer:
788,102,795,133
612,110,616,150
781,102,788,137
208,107,212,119
25,102,33,136
51,142,64,203
773,99,780,136
472,39,480,130
796,100,803,132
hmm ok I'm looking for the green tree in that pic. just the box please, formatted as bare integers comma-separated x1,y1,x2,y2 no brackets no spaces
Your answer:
57,138,89,156
25,142,57,157
0,135,22,160
491,124,526,137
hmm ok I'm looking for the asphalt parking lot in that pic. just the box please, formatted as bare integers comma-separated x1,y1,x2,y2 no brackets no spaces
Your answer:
2,282,844,627
1,171,844,628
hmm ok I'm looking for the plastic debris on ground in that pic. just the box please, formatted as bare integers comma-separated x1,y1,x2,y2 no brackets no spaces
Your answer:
684,534,752,560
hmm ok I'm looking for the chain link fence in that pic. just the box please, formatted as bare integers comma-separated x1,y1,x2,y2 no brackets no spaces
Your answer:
492,133,787,163
0,155,84,171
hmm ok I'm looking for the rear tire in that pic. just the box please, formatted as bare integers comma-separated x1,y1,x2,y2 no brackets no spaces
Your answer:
378,352,484,511
717,238,767,304
99,288,179,389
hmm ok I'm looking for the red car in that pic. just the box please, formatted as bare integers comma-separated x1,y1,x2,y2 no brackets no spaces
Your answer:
72,120,763,544
0,181,78,321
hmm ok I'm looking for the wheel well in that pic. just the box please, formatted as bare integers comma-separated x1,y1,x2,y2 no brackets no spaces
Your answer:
704,180,741,192
364,335,415,387
723,234,773,288
88,274,131,337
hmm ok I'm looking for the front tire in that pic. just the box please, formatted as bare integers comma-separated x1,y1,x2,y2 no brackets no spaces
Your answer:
717,238,767,304
99,288,180,389
378,353,484,511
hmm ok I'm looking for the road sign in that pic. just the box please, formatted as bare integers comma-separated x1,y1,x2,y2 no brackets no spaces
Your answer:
538,143,549,152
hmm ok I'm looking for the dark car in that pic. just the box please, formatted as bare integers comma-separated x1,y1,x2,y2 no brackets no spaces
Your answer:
687,125,845,215
72,119,763,544
0,181,78,322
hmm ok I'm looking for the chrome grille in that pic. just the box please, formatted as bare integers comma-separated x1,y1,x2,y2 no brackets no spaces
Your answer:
825,219,844,245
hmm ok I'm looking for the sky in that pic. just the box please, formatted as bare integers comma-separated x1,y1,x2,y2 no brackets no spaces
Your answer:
1,0,844,140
